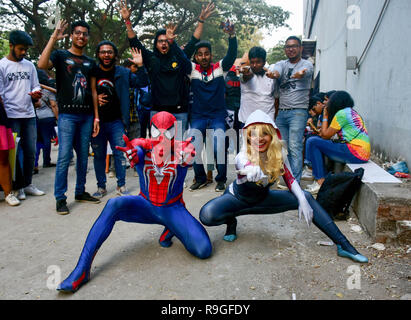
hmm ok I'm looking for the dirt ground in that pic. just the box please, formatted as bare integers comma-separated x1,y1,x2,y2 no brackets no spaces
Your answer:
0,147,409,301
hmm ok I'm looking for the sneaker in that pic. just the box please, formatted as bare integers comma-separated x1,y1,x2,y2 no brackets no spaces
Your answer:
108,171,115,178
301,168,314,181
215,181,226,192
56,199,69,215
116,186,130,196
5,193,20,206
24,184,45,196
75,192,101,204
92,187,107,199
15,189,26,200
305,181,321,195
189,181,208,191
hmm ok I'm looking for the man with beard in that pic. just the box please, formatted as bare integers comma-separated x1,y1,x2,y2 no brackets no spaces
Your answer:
89,41,148,199
188,21,237,193
119,1,215,137
38,20,100,215
267,36,314,182
0,30,45,201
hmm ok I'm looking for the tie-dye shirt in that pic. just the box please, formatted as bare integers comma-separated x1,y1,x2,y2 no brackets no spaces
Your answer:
330,108,370,161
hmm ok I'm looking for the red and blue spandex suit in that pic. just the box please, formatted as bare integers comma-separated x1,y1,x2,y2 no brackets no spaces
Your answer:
57,112,212,293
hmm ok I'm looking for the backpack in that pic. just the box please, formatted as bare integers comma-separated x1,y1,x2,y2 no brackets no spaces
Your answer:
316,168,364,220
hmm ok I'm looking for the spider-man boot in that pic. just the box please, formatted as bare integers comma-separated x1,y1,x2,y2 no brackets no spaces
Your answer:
159,227,175,248
57,249,97,293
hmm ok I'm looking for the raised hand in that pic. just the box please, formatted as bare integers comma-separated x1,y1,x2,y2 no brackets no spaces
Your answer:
53,20,69,41
199,2,216,21
220,19,235,35
118,0,131,21
165,23,178,42
291,68,307,79
128,47,143,67
237,165,267,183
175,137,196,165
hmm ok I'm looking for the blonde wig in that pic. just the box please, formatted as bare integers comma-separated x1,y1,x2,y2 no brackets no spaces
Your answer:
246,124,285,183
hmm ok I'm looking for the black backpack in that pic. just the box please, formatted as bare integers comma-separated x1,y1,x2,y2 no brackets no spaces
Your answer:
316,168,365,220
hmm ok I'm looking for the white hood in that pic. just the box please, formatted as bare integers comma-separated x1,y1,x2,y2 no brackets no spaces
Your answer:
243,110,278,129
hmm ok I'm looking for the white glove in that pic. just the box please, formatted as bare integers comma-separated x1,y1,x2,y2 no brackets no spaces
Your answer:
237,165,267,183
290,180,313,227
298,197,314,227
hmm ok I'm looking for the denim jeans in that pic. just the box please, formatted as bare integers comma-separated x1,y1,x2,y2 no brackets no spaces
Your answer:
276,109,308,182
54,113,94,200
9,117,37,188
150,111,188,140
189,117,227,184
305,136,367,180
36,117,56,166
91,119,126,189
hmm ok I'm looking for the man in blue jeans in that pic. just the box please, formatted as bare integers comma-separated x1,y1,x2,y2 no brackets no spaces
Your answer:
89,41,148,198
0,30,45,200
38,20,100,215
269,36,314,182
188,21,237,192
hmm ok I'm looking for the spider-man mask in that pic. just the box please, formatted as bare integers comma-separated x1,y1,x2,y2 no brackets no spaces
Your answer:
150,112,177,166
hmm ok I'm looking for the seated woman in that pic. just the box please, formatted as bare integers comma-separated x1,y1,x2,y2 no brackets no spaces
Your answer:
305,91,370,194
57,112,212,293
199,110,368,264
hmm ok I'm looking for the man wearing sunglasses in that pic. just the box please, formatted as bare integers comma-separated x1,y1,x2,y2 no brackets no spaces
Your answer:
38,20,100,215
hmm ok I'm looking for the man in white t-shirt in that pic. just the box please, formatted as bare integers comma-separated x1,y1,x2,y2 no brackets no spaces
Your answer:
0,30,45,200
238,46,277,126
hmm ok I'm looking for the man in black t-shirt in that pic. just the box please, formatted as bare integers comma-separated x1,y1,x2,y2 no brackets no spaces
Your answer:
89,40,148,199
38,20,101,215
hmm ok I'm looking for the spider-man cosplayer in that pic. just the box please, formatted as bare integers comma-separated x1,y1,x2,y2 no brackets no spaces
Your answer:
57,112,212,293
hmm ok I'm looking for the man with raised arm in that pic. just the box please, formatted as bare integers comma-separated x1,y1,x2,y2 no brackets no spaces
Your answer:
38,20,101,215
119,0,215,135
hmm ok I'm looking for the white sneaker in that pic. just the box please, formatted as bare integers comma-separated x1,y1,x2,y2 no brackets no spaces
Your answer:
301,169,314,181
305,181,321,195
15,189,26,200
24,184,45,196
116,186,130,196
5,193,20,206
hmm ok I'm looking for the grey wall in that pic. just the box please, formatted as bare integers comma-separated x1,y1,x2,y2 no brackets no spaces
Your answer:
304,0,411,165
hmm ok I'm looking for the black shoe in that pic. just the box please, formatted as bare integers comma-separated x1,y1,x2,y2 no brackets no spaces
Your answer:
56,199,69,215
189,181,208,191
75,192,101,204
33,167,39,174
215,181,226,192
43,163,56,168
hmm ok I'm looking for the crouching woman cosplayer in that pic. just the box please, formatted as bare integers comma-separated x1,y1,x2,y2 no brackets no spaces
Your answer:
200,110,368,264
57,112,212,293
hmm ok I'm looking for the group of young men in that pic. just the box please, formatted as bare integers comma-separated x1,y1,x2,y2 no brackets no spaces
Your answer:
0,0,315,214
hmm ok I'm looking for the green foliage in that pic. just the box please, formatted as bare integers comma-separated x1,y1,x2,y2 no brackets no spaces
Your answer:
0,0,290,62
266,40,287,64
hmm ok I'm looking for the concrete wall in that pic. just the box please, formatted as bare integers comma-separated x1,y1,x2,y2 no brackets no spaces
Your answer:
303,0,411,166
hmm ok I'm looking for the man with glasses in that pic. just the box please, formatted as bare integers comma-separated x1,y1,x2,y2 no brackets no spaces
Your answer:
38,20,101,215
89,41,148,199
268,36,313,182
119,0,215,137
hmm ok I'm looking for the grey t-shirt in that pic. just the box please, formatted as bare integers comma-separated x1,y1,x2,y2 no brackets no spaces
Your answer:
36,89,56,119
271,59,313,109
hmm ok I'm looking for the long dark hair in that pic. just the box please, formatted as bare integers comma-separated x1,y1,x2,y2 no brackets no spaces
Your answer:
327,91,355,123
